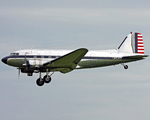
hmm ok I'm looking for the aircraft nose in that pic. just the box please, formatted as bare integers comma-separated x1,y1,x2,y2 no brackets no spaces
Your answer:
1,57,7,64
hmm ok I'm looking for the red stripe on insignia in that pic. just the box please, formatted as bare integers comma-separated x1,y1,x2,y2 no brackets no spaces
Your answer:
138,43,143,44
138,49,144,50
138,46,144,48
138,52,144,54
138,43,144,44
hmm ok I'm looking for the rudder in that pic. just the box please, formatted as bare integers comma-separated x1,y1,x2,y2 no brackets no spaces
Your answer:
118,32,145,54
132,33,144,54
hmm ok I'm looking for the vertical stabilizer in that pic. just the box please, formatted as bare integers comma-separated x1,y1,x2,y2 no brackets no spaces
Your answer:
118,32,144,54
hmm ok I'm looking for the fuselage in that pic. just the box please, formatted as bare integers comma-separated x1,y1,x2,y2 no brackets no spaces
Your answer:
2,49,143,73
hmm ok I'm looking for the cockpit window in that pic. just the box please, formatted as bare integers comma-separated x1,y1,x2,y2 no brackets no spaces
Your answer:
10,53,19,56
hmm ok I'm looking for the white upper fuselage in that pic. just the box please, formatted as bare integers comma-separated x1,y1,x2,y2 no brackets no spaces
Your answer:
14,49,135,57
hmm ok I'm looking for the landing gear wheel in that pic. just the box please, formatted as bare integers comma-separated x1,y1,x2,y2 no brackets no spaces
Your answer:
43,75,51,83
124,65,128,69
36,78,44,86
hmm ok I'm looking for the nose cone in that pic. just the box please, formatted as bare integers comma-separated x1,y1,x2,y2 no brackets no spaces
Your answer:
1,57,7,64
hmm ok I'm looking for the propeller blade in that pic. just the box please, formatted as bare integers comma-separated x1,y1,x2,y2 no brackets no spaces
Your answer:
18,69,21,79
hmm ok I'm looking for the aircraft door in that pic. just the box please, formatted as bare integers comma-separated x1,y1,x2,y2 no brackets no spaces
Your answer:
34,56,42,67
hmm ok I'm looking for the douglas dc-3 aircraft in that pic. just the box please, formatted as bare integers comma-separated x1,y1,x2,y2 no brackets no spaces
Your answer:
1,32,148,86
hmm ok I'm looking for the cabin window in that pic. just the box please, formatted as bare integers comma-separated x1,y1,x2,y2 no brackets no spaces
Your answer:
10,53,19,56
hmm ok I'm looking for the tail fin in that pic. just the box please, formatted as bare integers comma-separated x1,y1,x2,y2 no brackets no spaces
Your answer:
118,32,144,54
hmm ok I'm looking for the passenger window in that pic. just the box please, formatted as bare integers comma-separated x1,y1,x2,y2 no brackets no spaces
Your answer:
10,53,19,56
10,53,15,56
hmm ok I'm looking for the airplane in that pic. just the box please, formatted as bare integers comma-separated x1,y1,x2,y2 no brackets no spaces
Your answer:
1,32,148,86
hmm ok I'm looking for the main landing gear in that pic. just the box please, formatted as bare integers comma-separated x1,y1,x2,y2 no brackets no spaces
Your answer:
36,75,51,86
36,71,54,86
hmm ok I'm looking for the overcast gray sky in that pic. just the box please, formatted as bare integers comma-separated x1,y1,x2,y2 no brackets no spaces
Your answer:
0,0,150,120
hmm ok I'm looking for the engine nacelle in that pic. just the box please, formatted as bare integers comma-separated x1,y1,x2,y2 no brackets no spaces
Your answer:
21,68,33,73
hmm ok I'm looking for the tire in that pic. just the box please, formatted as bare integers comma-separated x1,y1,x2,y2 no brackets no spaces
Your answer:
36,78,44,86
43,75,51,83
124,65,128,69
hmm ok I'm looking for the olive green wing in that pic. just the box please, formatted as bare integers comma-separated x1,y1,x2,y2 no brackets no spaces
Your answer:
43,48,88,73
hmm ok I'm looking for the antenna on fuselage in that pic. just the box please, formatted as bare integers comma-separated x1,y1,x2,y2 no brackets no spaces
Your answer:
31,46,34,50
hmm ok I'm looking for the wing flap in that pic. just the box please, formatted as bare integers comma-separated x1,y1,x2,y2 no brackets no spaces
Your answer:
43,48,88,73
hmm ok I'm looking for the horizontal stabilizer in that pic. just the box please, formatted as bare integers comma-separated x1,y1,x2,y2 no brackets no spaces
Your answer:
122,55,148,60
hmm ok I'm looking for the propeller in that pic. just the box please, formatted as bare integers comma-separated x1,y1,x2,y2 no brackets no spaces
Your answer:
18,68,21,79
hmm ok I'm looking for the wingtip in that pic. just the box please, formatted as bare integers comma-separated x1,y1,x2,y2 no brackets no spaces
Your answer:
79,48,88,52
